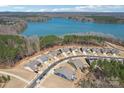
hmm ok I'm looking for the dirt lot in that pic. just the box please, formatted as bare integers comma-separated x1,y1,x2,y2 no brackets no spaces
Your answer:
0,68,36,88
0,68,36,81
39,74,74,88
4,77,26,88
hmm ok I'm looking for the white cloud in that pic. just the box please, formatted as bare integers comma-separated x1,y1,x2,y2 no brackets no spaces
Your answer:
75,5,99,9
0,5,8,7
13,6,25,9
74,5,102,12
51,8,58,12
75,6,86,9
73,5,124,12
25,9,34,12
39,9,47,12
50,8,72,12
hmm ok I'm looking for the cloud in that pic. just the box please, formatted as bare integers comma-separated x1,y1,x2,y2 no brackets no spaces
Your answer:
13,6,25,9
73,5,124,12
75,6,86,9
39,9,47,12
25,9,34,12
0,5,8,7
51,8,71,12
75,5,100,9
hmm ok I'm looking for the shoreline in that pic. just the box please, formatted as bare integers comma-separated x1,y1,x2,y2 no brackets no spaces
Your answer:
1,15,124,36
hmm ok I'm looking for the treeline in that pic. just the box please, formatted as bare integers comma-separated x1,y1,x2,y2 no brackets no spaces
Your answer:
0,17,27,35
86,16,124,24
0,34,124,68
0,75,10,88
91,60,124,82
0,35,40,67
77,59,124,88
66,15,124,24
62,35,104,45
21,16,51,22
0,16,51,35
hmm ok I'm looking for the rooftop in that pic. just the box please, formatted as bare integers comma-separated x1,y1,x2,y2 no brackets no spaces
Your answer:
25,60,41,71
54,66,76,81
61,48,70,53
68,59,85,70
38,55,49,62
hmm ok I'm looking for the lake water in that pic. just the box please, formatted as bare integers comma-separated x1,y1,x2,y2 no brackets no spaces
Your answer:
21,18,124,39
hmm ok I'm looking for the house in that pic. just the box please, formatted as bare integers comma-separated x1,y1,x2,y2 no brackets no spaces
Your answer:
111,58,124,63
61,48,71,57
111,49,119,55
38,55,49,63
72,47,80,52
85,57,124,65
24,60,42,72
48,50,62,60
68,59,86,70
48,49,62,57
24,55,49,72
91,48,101,54
54,66,76,81
118,58,124,63
81,48,89,55
61,48,71,53
101,48,108,54
71,47,81,55
101,48,112,54
85,57,98,65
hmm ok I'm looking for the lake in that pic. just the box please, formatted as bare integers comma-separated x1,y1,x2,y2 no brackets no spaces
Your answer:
21,18,124,39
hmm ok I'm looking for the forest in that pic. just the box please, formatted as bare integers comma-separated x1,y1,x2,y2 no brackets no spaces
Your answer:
0,34,124,68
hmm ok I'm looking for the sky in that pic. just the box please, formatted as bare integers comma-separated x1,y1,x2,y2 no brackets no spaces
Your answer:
0,5,124,12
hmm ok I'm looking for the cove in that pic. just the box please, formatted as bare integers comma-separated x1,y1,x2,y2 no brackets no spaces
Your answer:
21,18,124,39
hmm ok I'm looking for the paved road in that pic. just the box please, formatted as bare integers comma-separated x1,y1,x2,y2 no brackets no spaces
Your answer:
0,71,29,83
26,54,124,88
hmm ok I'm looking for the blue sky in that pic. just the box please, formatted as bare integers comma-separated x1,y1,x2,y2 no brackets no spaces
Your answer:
0,5,124,12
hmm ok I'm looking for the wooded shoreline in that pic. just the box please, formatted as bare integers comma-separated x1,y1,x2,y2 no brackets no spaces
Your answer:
1,12,124,35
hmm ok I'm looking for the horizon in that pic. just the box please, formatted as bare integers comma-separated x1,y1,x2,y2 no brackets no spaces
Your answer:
1,11,124,13
0,5,124,12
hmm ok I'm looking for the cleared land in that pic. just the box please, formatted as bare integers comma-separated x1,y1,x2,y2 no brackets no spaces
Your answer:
4,77,26,88
39,74,74,88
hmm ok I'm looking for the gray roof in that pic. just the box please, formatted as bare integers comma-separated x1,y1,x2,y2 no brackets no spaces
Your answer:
85,57,98,64
25,60,41,71
91,48,101,53
82,48,89,53
117,58,124,62
111,58,124,62
61,48,70,52
86,57,124,64
82,48,119,54
72,48,80,51
69,59,84,69
48,50,61,56
101,48,112,53
38,55,49,62
111,49,119,54
54,66,76,81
